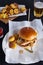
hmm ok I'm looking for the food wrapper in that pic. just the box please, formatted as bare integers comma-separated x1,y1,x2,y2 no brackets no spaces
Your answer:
3,19,43,64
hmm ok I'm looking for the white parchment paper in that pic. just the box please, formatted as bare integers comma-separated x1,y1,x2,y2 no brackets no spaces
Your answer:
2,19,43,64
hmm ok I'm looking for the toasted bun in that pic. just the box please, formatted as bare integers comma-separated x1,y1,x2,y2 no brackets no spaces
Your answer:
18,27,37,41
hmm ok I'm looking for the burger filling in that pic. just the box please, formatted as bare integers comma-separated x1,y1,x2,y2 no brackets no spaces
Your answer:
17,37,37,47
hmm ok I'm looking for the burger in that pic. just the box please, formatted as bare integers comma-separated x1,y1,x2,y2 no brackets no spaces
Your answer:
8,27,38,51
17,27,38,48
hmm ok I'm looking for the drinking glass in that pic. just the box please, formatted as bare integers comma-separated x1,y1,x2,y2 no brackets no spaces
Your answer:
34,0,43,18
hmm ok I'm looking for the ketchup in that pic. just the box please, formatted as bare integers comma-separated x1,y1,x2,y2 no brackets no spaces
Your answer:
0,28,3,36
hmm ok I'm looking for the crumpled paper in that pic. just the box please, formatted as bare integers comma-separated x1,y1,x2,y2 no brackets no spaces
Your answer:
3,19,43,64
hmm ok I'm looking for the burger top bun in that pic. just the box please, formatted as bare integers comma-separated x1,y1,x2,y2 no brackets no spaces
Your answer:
18,27,37,41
